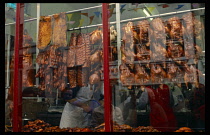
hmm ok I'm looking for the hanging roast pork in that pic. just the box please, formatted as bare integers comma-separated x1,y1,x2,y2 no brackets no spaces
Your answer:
67,33,77,67
38,16,52,50
52,12,67,47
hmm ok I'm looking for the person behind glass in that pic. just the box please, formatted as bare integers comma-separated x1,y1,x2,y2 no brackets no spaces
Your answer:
59,77,102,129
137,84,177,132
189,83,205,129
90,94,124,127
122,87,137,127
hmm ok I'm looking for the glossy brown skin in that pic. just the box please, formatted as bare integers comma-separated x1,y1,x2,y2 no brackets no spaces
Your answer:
119,64,135,86
167,16,184,40
122,22,139,44
167,41,184,59
134,64,150,85
135,45,151,61
150,64,167,83
81,128,93,132
90,29,102,44
89,50,103,66
174,127,193,132
38,16,52,50
183,64,199,88
52,12,67,47
167,62,184,83
137,20,150,44
149,18,166,44
182,12,204,40
150,43,168,61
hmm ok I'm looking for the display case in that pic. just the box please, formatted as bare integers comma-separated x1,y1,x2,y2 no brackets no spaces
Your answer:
5,3,205,132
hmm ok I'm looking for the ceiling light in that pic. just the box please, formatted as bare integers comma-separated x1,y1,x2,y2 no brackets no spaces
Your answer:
143,8,153,20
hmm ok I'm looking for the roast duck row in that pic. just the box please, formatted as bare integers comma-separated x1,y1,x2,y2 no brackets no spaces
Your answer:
121,12,203,65
21,119,161,132
35,12,103,92
120,12,204,87
119,61,203,88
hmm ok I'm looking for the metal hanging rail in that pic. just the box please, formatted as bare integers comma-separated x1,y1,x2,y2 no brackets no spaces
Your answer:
120,7,205,23
67,7,205,31
5,3,115,26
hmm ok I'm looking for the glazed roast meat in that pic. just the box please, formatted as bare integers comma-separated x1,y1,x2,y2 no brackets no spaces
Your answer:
35,45,67,92
22,55,34,87
149,18,166,44
134,64,150,85
119,64,135,86
184,41,202,59
167,41,184,59
121,44,136,64
89,49,103,67
38,16,52,50
122,22,139,44
150,43,168,61
167,62,183,82
52,12,67,47
135,44,151,61
121,22,140,64
67,46,76,67
23,30,33,56
76,33,91,66
182,12,204,40
22,30,35,87
183,64,199,88
137,20,150,44
48,45,59,68
150,64,167,83
89,29,102,45
68,68,77,88
69,33,77,46
77,67,90,87
89,71,101,85
67,33,77,67
167,16,184,40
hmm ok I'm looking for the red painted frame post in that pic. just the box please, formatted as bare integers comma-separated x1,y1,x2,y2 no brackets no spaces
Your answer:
102,3,113,132
13,3,24,132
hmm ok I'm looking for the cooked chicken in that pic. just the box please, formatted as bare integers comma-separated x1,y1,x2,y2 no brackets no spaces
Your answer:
134,64,150,85
167,62,183,82
150,43,168,61
137,20,150,44
90,29,102,45
167,41,184,59
119,64,135,86
167,16,184,40
150,64,167,83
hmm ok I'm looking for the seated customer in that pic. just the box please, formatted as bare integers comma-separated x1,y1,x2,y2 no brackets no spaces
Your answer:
90,94,124,127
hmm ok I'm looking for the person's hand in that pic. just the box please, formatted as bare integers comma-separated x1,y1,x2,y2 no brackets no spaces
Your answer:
82,105,92,113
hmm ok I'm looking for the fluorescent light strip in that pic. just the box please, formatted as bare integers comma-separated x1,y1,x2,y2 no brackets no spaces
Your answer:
143,8,153,20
